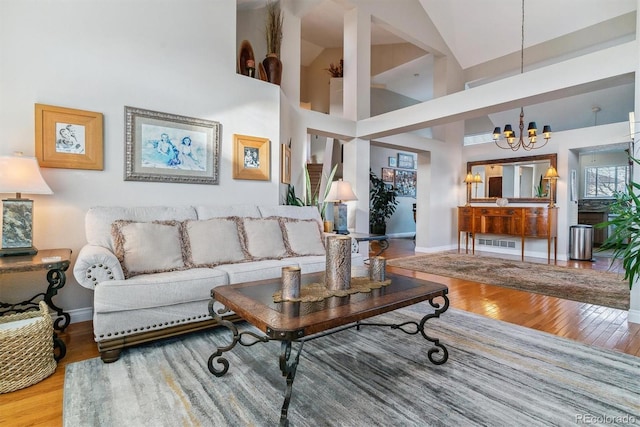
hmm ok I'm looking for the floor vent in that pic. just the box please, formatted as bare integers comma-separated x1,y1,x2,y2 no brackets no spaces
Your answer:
477,238,516,249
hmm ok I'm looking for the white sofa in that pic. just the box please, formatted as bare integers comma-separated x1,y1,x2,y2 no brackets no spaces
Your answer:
73,204,364,362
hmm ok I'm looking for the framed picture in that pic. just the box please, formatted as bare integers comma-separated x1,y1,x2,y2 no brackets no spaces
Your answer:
281,144,291,184
388,156,397,167
397,153,414,169
395,169,417,197
382,167,395,183
233,134,270,180
35,103,104,170
124,106,220,185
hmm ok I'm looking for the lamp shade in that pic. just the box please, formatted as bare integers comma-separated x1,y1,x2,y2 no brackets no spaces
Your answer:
463,173,475,184
473,173,483,183
0,155,53,195
543,166,560,180
325,179,357,202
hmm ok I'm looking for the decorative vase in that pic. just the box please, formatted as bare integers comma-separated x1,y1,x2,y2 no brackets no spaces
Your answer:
262,53,282,85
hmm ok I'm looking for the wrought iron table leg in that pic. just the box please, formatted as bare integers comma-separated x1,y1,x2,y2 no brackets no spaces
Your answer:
376,239,389,256
418,294,450,365
45,268,70,332
278,340,304,427
53,332,66,361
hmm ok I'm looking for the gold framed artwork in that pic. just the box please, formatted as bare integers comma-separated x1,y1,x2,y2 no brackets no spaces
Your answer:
281,144,291,184
35,103,104,170
233,134,270,180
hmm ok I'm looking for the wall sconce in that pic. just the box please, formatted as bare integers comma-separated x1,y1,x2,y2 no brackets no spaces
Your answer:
326,179,357,235
0,153,53,256
543,166,559,208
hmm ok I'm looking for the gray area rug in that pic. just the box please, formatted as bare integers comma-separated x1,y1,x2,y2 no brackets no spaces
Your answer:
388,253,629,310
64,306,640,426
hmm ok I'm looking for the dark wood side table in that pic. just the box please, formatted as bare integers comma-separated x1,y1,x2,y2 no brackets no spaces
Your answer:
350,232,389,256
0,248,72,360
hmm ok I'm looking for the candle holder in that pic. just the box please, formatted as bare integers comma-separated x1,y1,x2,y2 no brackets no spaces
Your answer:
325,235,351,291
281,266,301,300
369,256,386,282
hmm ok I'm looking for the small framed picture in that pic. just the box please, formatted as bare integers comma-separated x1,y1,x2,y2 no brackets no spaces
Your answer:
395,169,417,197
233,134,270,180
124,106,220,184
382,167,395,183
281,144,291,184
397,153,414,169
388,156,397,167
35,103,104,170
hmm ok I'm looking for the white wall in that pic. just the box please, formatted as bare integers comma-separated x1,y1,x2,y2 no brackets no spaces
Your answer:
0,0,282,316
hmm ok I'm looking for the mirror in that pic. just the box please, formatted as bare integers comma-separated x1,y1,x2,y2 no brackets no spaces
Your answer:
467,154,557,203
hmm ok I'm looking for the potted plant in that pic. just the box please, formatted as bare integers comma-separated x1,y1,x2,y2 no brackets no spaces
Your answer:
324,59,343,78
599,161,640,290
369,169,398,235
263,0,283,85
284,164,338,231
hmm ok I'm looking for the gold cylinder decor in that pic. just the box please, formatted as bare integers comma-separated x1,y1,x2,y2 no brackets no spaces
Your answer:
281,266,301,300
369,256,386,282
325,235,351,291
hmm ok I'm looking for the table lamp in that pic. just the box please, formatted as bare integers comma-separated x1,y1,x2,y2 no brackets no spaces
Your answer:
473,173,483,198
463,172,474,205
543,166,559,208
326,179,357,235
0,153,53,256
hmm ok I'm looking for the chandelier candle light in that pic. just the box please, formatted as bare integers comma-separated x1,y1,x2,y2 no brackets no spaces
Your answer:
493,0,552,151
0,153,53,256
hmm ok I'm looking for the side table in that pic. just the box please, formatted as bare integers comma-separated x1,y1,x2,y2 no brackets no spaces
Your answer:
0,248,72,360
350,233,389,256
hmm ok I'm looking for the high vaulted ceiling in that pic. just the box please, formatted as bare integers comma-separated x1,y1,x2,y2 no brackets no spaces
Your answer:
241,0,637,139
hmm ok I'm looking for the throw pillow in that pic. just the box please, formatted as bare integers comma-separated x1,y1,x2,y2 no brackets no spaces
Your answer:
111,220,186,279
280,218,325,256
183,217,249,267
241,217,287,259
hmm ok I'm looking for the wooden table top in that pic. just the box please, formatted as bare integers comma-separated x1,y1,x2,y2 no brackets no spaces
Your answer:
0,248,72,273
212,272,448,340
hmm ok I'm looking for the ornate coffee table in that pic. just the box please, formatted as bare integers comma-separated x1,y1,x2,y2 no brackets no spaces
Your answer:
207,271,449,426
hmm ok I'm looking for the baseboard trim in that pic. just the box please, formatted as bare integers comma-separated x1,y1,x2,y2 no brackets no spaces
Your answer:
54,306,93,324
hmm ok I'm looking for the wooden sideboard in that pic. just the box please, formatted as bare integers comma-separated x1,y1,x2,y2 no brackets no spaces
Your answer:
458,206,558,262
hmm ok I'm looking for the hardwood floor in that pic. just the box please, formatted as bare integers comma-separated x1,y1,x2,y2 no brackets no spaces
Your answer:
1,239,638,426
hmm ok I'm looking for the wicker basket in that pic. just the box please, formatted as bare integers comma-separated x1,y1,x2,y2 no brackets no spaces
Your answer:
0,301,57,393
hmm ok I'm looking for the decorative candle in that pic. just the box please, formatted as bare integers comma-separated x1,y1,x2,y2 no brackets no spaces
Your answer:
281,266,301,300
369,256,386,282
325,235,351,290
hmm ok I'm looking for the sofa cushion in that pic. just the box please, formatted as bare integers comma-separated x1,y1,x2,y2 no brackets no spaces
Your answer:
242,217,287,259
258,205,322,222
196,204,261,220
213,259,299,284
280,218,325,256
184,218,248,267
112,220,186,279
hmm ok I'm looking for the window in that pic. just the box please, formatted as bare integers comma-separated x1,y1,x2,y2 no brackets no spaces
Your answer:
584,165,629,198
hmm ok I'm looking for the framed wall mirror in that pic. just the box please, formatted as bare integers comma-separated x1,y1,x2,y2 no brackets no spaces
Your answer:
467,153,557,203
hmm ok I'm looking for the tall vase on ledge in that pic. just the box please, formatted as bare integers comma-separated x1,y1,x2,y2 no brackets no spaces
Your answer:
262,53,282,85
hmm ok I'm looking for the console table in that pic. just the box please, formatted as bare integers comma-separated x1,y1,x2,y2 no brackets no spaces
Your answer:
0,248,72,360
458,206,557,262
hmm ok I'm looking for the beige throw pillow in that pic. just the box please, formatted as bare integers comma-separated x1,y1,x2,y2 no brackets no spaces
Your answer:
281,219,325,256
111,220,186,279
242,217,287,259
184,218,248,267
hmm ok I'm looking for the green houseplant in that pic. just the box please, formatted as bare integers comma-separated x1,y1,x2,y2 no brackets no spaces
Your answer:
284,164,338,221
599,169,640,290
369,169,398,234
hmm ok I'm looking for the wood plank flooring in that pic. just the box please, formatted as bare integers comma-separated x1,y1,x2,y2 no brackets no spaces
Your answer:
1,238,638,426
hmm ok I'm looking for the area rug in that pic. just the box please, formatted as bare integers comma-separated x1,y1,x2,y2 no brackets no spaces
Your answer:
63,306,639,426
387,253,629,310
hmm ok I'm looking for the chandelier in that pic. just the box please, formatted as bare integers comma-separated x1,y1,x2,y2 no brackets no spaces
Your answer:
493,0,551,151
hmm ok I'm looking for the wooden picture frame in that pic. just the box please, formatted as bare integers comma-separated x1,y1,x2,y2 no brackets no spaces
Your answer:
35,103,104,170
233,134,270,180
382,167,395,183
124,106,220,185
397,153,414,169
281,144,291,184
